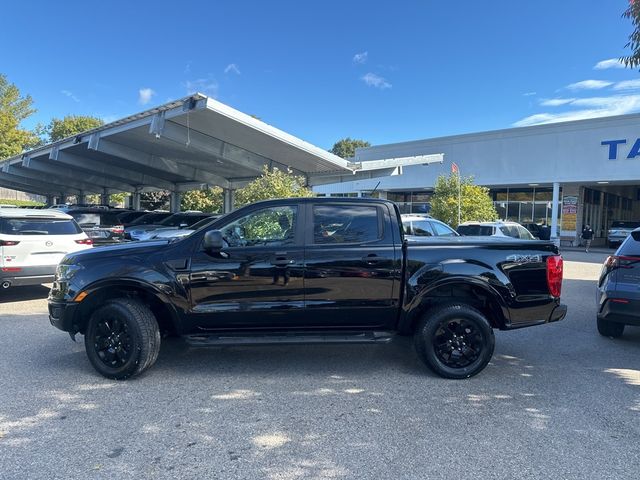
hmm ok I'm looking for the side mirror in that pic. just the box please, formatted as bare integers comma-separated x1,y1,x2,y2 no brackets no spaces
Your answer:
632,229,640,241
203,230,224,251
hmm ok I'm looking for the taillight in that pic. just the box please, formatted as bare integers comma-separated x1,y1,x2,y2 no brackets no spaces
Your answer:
0,240,20,246
604,255,639,269
1,267,21,272
546,255,563,298
75,239,93,245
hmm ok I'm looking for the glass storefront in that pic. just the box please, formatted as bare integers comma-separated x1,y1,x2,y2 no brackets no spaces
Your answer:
491,188,558,225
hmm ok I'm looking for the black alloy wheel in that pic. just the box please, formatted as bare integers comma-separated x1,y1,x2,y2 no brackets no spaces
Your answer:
84,298,161,380
93,317,133,368
414,303,495,379
433,318,483,369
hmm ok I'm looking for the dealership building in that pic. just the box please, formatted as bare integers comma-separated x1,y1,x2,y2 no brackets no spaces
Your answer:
315,113,640,246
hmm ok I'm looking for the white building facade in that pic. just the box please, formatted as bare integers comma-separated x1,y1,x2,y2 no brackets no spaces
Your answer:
314,113,640,246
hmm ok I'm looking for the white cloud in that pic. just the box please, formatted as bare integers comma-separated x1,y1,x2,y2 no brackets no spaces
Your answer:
361,72,391,89
522,91,537,97
61,90,80,102
540,98,576,106
353,51,368,64
224,63,241,75
513,94,640,127
566,79,613,90
613,79,640,91
138,88,156,105
594,58,625,70
184,77,218,97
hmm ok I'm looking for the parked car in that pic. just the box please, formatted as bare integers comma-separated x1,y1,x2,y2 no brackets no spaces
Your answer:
0,208,92,289
522,223,551,240
607,220,640,249
116,210,149,226
145,215,222,241
123,212,175,239
457,221,535,240
401,214,458,241
49,198,566,380
126,212,213,241
597,228,640,337
67,209,126,245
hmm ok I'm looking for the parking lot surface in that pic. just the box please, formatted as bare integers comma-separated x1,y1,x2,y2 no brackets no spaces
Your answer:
1,251,638,479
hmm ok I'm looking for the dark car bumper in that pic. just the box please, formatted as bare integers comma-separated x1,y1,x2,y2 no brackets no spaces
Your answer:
1,265,57,287
48,301,79,333
598,298,640,326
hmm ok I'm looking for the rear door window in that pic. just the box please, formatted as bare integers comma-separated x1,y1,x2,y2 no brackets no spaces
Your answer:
313,205,380,244
499,226,520,238
458,225,494,236
431,221,457,236
0,218,81,235
411,220,434,237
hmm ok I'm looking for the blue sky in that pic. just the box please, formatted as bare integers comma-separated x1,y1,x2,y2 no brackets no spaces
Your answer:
1,0,638,149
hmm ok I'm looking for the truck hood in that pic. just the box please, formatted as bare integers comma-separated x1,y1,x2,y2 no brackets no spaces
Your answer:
62,239,169,263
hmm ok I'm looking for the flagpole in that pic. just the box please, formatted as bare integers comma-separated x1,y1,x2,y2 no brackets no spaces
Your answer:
458,169,461,227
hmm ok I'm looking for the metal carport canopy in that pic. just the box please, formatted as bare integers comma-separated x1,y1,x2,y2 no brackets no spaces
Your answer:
0,93,443,206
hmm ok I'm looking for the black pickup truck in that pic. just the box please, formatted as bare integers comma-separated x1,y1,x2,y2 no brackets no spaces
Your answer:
49,198,566,380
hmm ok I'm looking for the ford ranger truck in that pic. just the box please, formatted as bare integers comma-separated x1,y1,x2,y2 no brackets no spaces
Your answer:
49,198,567,380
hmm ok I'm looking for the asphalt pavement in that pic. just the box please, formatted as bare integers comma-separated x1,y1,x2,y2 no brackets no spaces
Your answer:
0,251,638,479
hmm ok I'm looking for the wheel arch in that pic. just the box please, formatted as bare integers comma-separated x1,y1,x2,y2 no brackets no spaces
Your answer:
71,279,183,336
399,277,511,334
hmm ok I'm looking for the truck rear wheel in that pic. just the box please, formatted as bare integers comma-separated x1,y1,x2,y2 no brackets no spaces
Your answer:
84,298,161,380
414,304,495,379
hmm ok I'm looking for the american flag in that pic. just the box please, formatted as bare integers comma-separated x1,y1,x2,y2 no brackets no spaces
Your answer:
451,162,459,174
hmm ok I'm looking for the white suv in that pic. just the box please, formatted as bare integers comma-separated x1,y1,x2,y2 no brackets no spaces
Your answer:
0,208,93,289
457,221,535,240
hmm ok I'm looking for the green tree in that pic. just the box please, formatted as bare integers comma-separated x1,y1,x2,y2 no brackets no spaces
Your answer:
623,2,640,68
330,137,371,159
46,115,104,142
429,174,498,229
140,190,171,211
235,166,312,207
181,187,223,213
0,74,38,159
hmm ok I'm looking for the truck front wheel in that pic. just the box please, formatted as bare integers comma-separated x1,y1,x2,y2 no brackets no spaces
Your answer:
414,304,495,379
84,298,161,380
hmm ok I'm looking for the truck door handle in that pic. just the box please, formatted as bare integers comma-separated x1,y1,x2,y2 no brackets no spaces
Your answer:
361,254,382,264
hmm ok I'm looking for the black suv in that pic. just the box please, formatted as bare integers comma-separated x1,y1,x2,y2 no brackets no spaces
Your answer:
67,209,125,245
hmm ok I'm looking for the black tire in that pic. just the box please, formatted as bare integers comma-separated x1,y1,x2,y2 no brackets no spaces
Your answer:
414,303,495,379
84,298,161,380
597,317,625,338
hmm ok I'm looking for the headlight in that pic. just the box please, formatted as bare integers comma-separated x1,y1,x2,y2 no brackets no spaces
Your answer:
56,264,83,281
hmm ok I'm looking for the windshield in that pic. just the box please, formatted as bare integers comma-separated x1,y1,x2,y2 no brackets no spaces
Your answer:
69,211,122,227
128,213,171,226
117,211,147,224
611,221,640,229
159,214,209,227
0,218,82,235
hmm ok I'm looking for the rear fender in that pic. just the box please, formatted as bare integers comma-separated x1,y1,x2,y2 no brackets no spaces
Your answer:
399,260,513,333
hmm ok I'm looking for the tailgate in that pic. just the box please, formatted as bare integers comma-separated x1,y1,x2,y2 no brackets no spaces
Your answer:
1,234,78,267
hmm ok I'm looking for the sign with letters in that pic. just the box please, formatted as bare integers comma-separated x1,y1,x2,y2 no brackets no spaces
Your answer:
601,139,640,160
